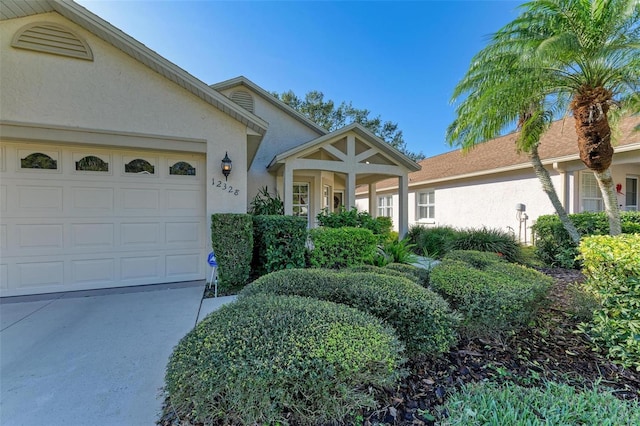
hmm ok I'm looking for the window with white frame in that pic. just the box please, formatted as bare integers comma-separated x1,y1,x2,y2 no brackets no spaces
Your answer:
378,195,393,218
581,172,603,212
626,177,638,211
292,183,309,222
416,190,435,220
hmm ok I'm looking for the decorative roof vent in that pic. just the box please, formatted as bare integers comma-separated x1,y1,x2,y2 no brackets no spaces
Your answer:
12,22,93,61
230,90,254,113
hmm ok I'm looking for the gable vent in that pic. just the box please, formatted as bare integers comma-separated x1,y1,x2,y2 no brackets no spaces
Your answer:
230,90,254,113
11,22,93,61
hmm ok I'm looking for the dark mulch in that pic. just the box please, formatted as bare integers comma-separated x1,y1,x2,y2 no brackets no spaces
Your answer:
160,268,640,425
362,268,640,425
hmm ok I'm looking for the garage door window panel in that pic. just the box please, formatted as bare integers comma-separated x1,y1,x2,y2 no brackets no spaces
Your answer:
169,161,196,176
20,151,59,171
124,157,156,175
75,155,109,172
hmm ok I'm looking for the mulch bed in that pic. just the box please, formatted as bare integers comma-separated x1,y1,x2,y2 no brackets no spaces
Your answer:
363,268,640,425
160,268,640,425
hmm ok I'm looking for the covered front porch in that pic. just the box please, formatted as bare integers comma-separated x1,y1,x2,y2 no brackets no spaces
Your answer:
267,123,421,236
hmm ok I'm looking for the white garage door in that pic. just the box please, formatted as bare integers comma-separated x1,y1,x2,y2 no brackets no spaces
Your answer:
0,142,207,297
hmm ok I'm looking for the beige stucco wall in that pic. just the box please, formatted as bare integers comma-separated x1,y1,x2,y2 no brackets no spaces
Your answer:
0,13,249,221
357,168,562,242
217,87,324,208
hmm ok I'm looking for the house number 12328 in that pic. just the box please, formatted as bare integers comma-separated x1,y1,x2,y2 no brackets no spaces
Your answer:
213,179,240,196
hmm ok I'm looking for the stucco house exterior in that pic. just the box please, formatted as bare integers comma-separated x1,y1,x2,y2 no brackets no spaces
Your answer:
0,0,419,296
356,116,640,244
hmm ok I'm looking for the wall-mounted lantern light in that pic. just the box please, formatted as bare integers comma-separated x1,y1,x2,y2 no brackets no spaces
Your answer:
221,152,232,181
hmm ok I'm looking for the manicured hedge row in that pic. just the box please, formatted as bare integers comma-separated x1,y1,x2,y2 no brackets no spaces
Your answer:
252,215,307,274
241,268,459,356
346,263,429,287
430,251,551,337
532,211,640,268
308,227,378,268
579,234,640,370
165,295,404,425
211,213,253,289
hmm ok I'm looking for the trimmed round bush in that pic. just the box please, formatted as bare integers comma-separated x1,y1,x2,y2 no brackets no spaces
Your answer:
385,262,430,287
443,249,505,269
240,269,459,356
406,225,459,258
430,259,551,337
346,264,427,287
165,294,405,425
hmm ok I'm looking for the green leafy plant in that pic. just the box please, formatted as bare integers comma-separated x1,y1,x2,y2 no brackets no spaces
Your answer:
316,207,392,240
406,225,459,258
381,238,419,264
211,213,253,291
241,269,459,356
308,227,377,269
165,294,405,425
532,211,640,268
451,227,523,263
430,258,551,337
578,234,640,370
248,186,284,215
442,381,640,425
252,215,307,275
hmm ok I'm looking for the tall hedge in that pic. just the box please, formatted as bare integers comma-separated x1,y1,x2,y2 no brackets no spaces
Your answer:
532,211,640,268
211,213,253,289
308,227,377,269
579,234,640,370
252,215,307,275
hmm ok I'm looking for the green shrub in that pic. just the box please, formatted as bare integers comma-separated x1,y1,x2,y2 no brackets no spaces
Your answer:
248,186,284,215
241,269,459,356
308,227,377,269
443,249,505,269
430,259,551,337
252,215,307,275
442,381,640,425
578,234,640,370
532,211,640,268
316,207,392,239
346,264,422,286
406,225,459,258
380,238,419,264
165,295,405,425
211,213,253,290
385,263,430,287
451,227,523,263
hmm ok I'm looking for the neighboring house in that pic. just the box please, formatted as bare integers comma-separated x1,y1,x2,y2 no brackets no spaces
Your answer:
0,0,418,297
356,116,640,243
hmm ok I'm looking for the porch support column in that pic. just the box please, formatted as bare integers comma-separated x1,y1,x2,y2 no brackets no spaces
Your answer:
345,172,356,209
368,183,377,217
398,174,409,238
283,163,293,215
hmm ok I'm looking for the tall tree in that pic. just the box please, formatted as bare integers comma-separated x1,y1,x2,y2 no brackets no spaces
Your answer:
450,0,640,235
273,90,425,162
447,26,582,244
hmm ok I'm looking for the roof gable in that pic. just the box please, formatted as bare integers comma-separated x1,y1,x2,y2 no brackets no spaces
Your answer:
1,0,268,135
211,76,328,136
269,122,421,173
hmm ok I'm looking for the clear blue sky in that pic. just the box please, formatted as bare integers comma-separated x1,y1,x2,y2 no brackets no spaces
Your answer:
76,0,525,158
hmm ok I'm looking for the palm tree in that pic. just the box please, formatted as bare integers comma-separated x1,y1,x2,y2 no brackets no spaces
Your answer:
492,0,640,235
447,24,582,244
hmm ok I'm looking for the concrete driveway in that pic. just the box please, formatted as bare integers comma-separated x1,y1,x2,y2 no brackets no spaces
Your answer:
0,283,235,426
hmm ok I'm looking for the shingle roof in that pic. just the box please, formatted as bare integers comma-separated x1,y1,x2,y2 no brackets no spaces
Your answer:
373,116,640,190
